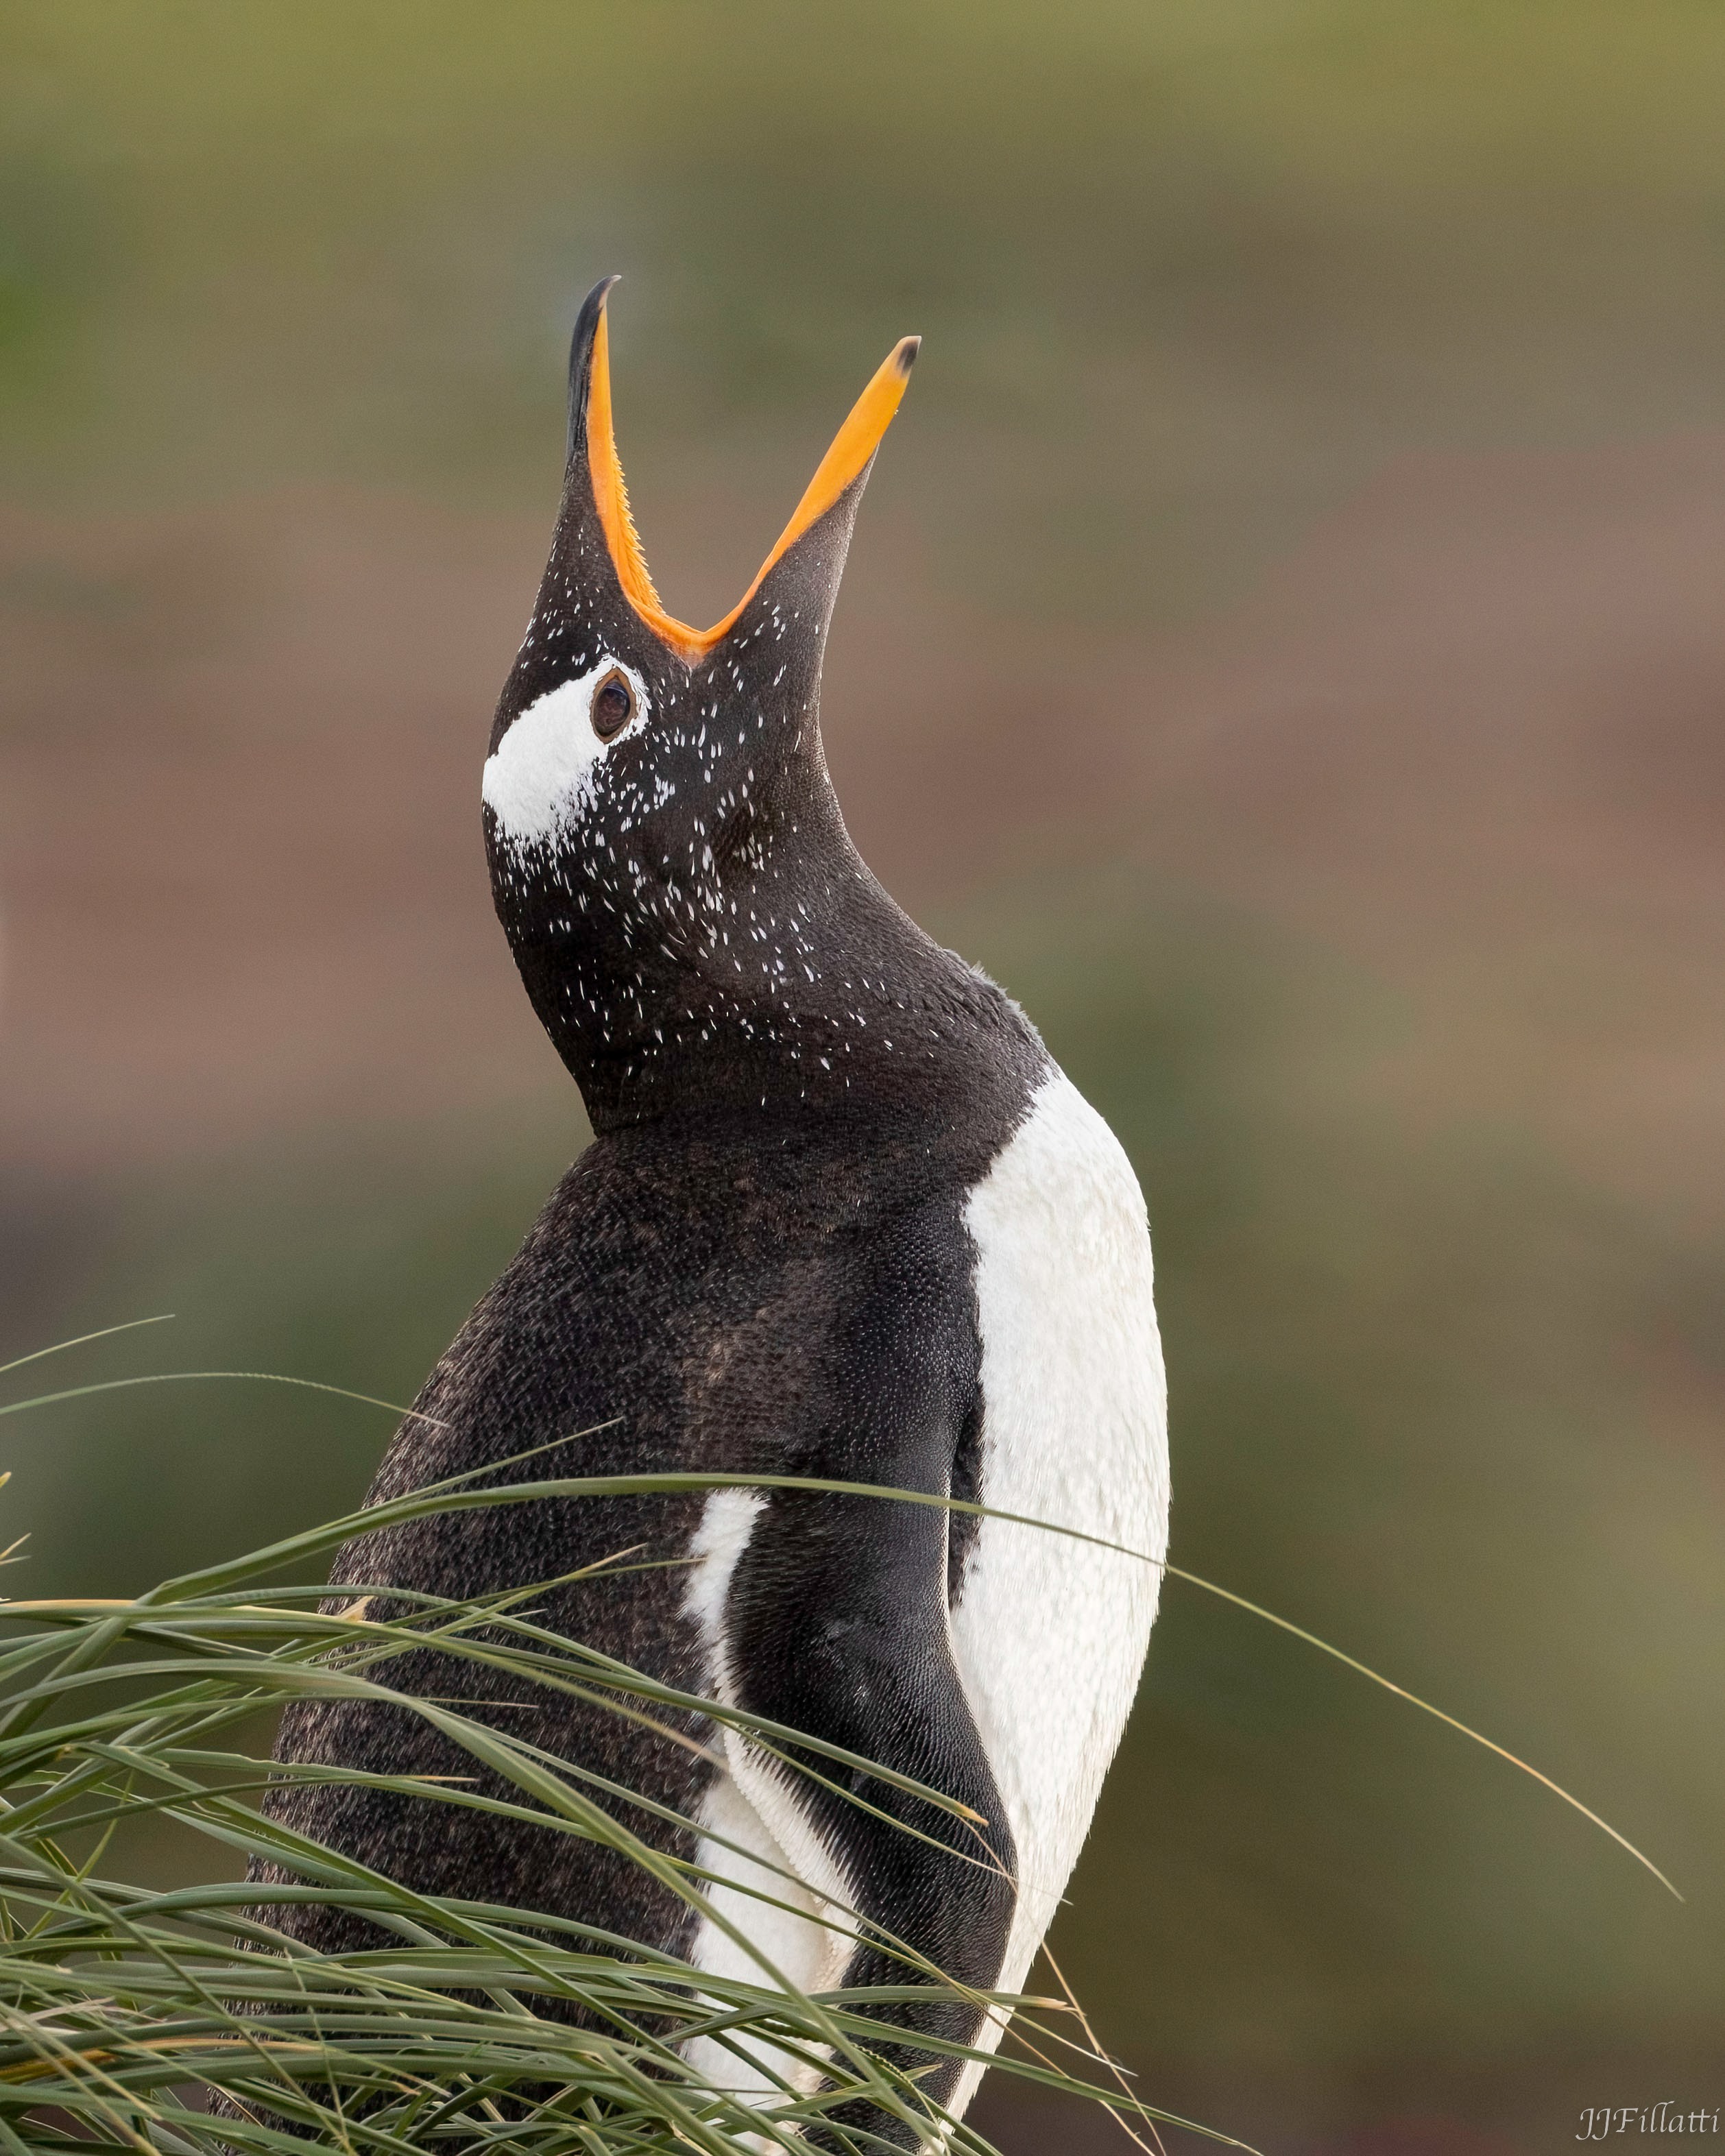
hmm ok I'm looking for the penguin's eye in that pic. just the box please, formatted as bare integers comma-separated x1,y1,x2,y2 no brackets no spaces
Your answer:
590,668,636,741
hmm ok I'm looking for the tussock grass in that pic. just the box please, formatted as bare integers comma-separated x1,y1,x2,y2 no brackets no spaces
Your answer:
0,1342,1225,2154
0,1512,1213,2153
0,1333,1667,2151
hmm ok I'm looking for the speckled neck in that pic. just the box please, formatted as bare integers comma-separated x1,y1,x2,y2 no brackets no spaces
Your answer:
504,779,1038,1132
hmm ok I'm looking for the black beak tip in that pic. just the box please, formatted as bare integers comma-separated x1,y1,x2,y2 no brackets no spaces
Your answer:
570,275,622,366
566,275,623,454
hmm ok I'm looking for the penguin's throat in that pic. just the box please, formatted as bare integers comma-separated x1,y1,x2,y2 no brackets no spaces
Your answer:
524,959,900,1122
514,890,967,1128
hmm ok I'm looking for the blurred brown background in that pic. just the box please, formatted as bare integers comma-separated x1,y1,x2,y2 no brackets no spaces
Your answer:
3,5,1723,2150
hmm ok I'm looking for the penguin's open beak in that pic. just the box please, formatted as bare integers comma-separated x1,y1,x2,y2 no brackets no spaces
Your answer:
572,278,919,664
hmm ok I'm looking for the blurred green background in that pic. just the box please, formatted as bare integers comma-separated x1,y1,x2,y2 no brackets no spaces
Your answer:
3,5,1724,2149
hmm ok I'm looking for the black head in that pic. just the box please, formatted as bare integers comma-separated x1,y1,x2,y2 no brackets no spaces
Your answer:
484,280,1024,1132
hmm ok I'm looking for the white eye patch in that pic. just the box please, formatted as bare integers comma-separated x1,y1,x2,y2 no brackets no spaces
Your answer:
481,657,651,844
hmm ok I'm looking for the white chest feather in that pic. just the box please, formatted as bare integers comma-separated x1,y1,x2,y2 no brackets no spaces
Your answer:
952,1069,1169,2007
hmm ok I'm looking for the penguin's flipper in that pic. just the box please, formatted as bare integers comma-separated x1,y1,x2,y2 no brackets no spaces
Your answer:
711,1199,1017,2124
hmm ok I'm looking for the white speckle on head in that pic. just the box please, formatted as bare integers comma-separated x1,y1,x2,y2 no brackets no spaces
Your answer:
481,657,650,843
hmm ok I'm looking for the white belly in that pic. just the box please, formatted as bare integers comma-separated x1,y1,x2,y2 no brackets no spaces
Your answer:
948,1068,1169,2097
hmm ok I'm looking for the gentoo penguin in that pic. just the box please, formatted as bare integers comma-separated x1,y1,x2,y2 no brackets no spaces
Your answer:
254,278,1168,2141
